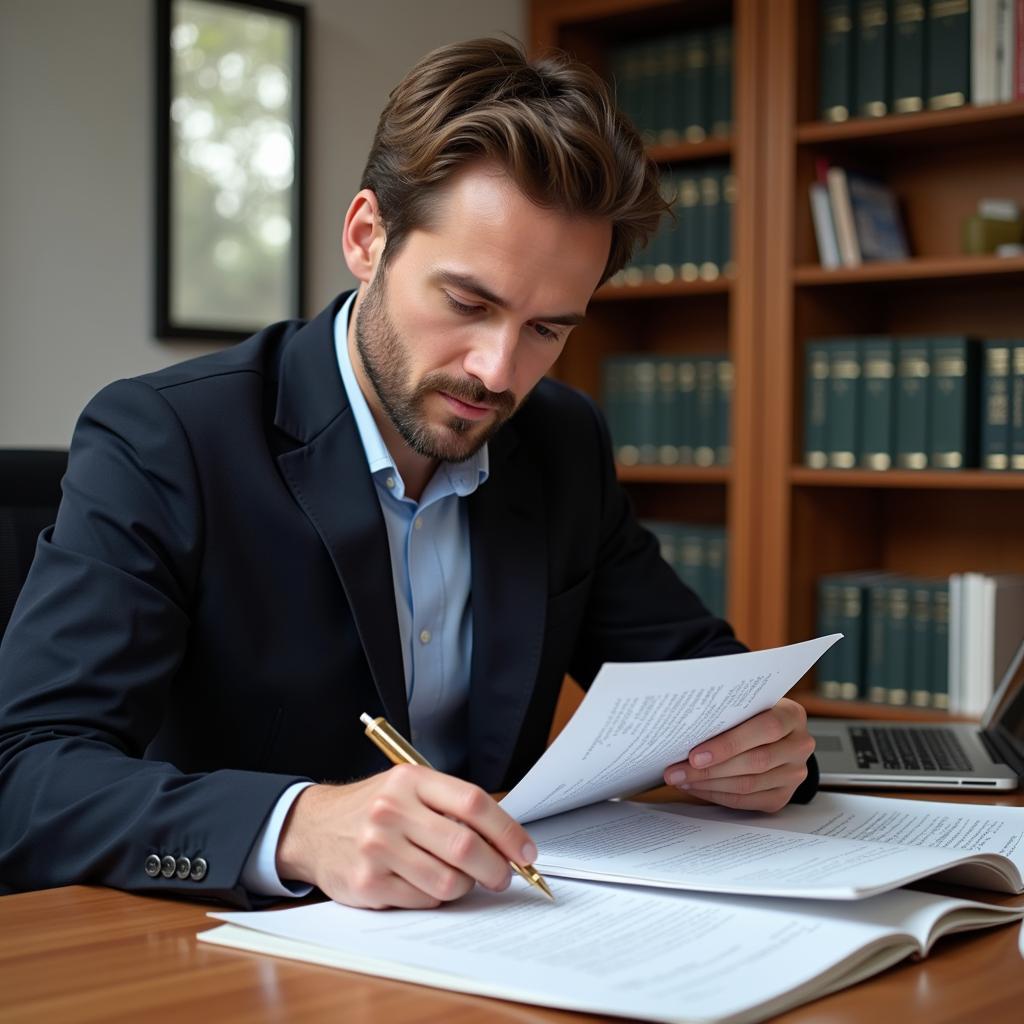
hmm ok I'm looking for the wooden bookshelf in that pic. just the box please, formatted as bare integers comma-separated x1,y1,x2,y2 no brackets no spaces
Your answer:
533,0,1024,720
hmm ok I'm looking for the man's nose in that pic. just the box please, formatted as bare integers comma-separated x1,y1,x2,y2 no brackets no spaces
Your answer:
462,324,518,396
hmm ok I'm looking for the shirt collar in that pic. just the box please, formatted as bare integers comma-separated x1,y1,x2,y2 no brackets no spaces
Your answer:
333,292,489,502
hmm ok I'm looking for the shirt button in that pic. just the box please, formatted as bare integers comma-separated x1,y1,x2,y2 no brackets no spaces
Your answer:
144,854,161,878
414,517,423,530
419,629,431,645
385,476,395,489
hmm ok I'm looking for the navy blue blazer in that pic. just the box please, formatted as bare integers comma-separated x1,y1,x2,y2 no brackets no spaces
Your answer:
0,292,797,906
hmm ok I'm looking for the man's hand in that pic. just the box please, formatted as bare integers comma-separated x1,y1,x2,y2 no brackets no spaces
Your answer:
662,698,815,812
275,765,538,909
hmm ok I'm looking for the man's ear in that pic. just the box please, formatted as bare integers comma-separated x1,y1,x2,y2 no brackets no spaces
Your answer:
342,189,387,284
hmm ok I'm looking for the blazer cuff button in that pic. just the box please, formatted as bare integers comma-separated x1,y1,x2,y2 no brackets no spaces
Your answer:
144,854,161,878
160,855,177,878
189,857,208,882
175,856,192,880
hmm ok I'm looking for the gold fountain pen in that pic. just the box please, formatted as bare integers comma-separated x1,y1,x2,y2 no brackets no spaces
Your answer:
359,712,554,901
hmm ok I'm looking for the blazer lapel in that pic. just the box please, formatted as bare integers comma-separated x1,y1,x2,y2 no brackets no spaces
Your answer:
272,294,409,734
467,425,548,791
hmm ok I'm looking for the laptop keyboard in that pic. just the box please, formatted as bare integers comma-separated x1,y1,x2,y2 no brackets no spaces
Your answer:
849,726,973,772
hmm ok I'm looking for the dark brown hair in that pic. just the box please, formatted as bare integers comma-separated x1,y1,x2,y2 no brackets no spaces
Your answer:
360,38,666,283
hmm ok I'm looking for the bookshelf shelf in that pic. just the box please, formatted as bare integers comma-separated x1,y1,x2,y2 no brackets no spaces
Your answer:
647,137,732,163
594,276,732,301
796,99,1024,150
798,694,974,723
618,464,731,484
789,468,1024,491
793,256,1024,287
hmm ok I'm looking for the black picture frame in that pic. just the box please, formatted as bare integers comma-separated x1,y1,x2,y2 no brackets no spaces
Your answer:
154,0,306,342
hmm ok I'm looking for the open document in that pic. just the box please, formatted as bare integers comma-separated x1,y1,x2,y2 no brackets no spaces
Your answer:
500,634,841,822
199,881,1023,1024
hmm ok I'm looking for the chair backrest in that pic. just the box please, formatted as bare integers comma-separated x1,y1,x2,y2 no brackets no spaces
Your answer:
0,449,68,641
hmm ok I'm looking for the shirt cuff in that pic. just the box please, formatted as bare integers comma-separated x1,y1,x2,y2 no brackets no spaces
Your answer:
241,781,316,898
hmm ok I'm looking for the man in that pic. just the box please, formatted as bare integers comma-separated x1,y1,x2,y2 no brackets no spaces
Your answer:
0,39,815,910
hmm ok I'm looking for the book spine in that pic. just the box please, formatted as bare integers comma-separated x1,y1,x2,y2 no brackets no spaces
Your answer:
810,182,842,268
652,172,679,284
910,582,933,707
656,357,680,465
679,525,708,603
680,32,710,142
840,579,868,699
929,336,980,470
856,0,893,116
971,0,996,104
709,26,733,137
677,174,702,282
634,357,658,465
705,527,727,618
997,0,1015,101
827,166,861,266
638,39,660,145
895,339,930,469
892,0,927,111
656,37,679,145
604,358,634,465
820,0,856,120
859,336,896,469
721,168,736,277
886,581,911,705
716,357,734,466
677,358,697,464
931,581,950,709
695,357,719,466
699,167,722,280
927,0,971,109
867,581,890,702
817,578,845,698
805,341,831,468
1012,342,1024,470
981,341,1011,470
828,339,862,469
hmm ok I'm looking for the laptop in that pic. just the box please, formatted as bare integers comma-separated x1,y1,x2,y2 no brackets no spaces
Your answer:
809,637,1024,790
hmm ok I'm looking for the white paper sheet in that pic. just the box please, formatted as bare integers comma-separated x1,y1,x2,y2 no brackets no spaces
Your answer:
500,635,841,824
651,791,1024,892
527,800,1007,899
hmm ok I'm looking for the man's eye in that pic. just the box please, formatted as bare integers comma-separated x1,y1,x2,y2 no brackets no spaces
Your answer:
444,292,480,315
532,323,560,341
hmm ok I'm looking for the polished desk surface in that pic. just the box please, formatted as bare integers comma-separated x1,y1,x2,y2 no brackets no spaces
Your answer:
3,789,1024,1024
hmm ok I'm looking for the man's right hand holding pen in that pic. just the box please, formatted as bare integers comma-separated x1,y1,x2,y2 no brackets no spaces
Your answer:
275,763,541,909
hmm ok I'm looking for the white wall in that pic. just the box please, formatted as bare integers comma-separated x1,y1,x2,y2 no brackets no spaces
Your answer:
0,0,524,447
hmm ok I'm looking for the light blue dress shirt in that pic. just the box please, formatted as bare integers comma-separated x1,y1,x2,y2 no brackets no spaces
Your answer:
241,292,488,896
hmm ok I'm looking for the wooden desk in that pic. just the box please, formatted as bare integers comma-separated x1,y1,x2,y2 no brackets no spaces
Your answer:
3,792,1024,1024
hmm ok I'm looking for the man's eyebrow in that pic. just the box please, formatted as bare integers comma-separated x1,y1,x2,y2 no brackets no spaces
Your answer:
434,269,587,326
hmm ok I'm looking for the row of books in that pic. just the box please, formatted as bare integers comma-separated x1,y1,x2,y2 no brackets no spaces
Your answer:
610,164,734,286
810,163,909,267
604,355,733,468
643,521,728,619
609,27,733,147
816,570,1024,714
819,0,1023,124
803,337,1024,471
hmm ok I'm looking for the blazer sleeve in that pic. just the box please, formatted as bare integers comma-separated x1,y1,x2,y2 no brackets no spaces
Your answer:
0,379,308,905
564,395,818,804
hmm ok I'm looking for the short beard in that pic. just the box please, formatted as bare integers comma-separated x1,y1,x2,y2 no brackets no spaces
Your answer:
354,268,517,463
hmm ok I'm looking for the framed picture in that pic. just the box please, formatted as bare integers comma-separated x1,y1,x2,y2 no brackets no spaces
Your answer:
155,0,306,341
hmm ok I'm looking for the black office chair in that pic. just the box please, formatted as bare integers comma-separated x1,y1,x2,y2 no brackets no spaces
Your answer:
0,449,68,641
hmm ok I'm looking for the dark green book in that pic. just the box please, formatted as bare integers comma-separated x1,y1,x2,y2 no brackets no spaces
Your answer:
909,580,933,707
721,169,736,276
637,38,661,144
929,336,980,470
716,357,734,466
892,0,927,112
859,336,896,469
840,574,876,700
886,579,912,705
926,0,970,110
828,339,862,469
603,357,635,465
895,338,930,469
855,0,892,117
680,32,710,142
655,37,680,145
694,357,719,466
610,43,639,132
866,580,891,703
1012,343,1024,471
931,581,950,709
677,358,697,464
675,174,702,281
656,357,680,465
699,167,723,280
634,357,658,464
709,26,733,137
678,525,708,602
804,341,831,468
817,577,846,698
981,341,1012,470
705,527,727,618
820,0,856,121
